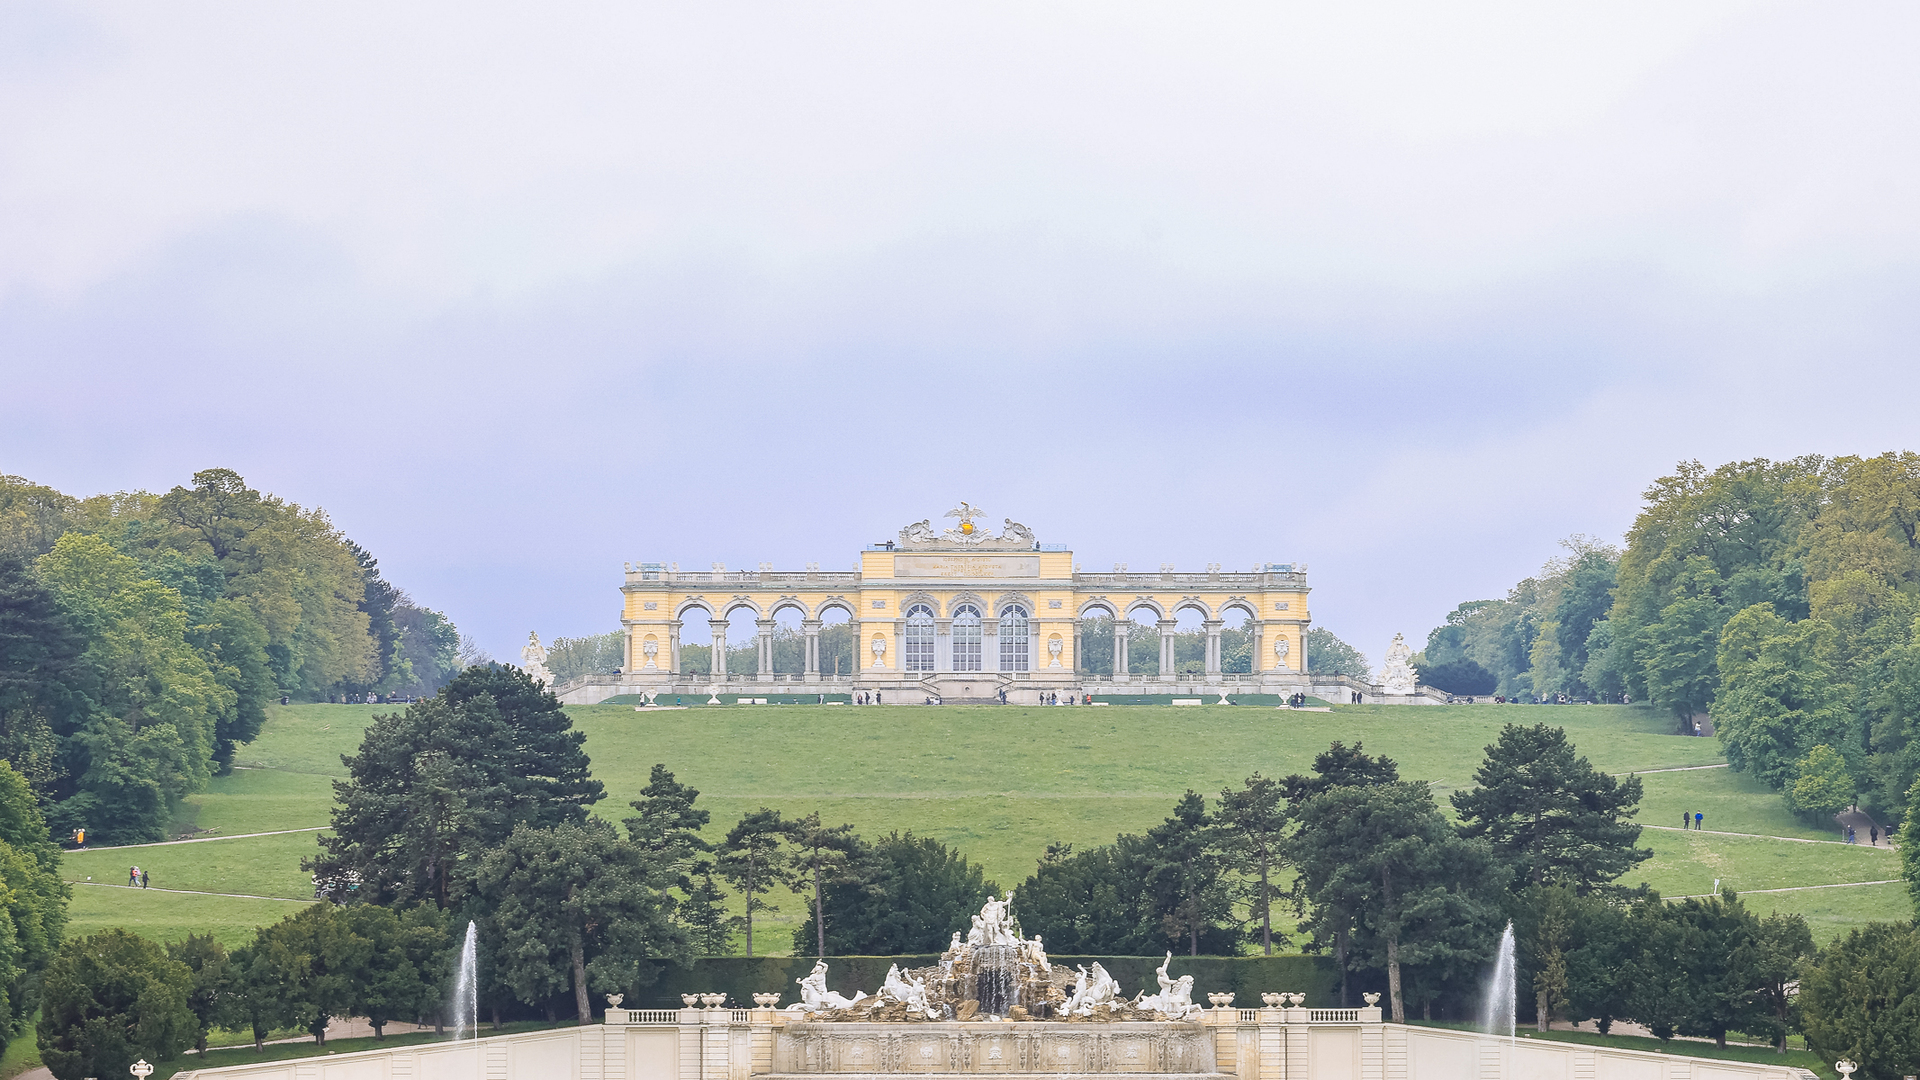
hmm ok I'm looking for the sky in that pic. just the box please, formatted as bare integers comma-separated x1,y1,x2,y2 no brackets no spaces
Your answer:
4,2,1919,666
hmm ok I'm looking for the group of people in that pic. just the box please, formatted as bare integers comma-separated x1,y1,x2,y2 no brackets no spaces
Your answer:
1681,811,1705,830
1844,824,1881,845
127,866,150,889
855,691,883,704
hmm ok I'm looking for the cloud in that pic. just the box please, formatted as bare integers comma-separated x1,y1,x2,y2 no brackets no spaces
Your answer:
3,1,1918,657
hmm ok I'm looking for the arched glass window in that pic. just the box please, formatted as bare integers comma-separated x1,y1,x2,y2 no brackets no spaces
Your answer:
905,605,935,672
952,604,982,671
999,605,1030,672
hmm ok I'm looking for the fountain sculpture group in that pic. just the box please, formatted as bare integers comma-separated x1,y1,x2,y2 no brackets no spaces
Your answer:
788,893,1200,1023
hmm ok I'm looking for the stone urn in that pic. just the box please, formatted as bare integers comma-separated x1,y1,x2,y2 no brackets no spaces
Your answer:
682,994,700,1006
1363,993,1381,1006
752,993,782,1008
1207,992,1235,1008
1260,993,1283,1007
700,993,727,1007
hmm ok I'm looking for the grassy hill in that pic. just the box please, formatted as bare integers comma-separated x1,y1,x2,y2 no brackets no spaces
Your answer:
59,701,1911,950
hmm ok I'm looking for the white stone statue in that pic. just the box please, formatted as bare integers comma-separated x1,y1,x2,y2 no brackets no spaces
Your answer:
947,931,964,955
1065,962,1122,1016
1022,934,1050,974
1000,519,1036,546
1272,636,1291,671
1379,633,1416,695
641,639,659,669
879,964,939,1019
521,632,553,684
1048,636,1063,668
793,961,860,1012
971,891,1018,946
871,635,887,667
1133,952,1200,1018
899,519,938,546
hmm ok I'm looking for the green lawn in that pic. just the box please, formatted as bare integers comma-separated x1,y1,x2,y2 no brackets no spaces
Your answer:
64,884,309,948
54,701,1915,950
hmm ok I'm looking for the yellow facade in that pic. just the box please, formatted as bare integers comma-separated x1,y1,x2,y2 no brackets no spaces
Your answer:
602,511,1313,702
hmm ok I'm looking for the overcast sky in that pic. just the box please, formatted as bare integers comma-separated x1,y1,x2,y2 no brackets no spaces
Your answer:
4,2,1918,666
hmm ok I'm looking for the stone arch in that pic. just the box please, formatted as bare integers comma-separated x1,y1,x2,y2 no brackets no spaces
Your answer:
1123,596,1167,620
1077,597,1119,619
814,595,858,620
992,591,1036,617
720,596,764,619
674,597,716,621
1171,596,1213,619
898,590,942,618
1218,598,1259,624
947,590,988,614
768,595,810,620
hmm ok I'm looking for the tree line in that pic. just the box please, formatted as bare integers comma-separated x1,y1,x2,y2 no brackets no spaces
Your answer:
1417,453,1920,837
31,662,1920,1077
0,469,466,843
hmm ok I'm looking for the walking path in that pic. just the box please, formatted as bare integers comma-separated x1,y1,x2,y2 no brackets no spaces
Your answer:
1644,823,1898,848
1669,878,1902,899
67,880,309,903
1619,763,1729,775
71,826,326,851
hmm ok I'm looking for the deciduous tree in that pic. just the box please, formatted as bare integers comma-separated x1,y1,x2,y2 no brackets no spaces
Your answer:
475,819,682,1022
1797,921,1920,1079
1216,774,1289,955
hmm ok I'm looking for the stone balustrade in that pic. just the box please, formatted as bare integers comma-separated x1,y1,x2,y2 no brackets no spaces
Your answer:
176,993,1818,1080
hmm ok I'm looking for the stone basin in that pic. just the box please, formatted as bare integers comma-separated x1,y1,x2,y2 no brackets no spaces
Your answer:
772,1020,1222,1075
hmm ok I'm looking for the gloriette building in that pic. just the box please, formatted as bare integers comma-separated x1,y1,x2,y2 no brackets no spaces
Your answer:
555,505,1393,705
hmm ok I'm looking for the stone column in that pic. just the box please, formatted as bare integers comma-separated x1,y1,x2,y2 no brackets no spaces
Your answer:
802,619,822,681
756,619,775,682
668,620,682,674
1203,619,1223,675
1073,622,1084,674
1158,619,1178,680
1113,620,1127,679
709,619,728,679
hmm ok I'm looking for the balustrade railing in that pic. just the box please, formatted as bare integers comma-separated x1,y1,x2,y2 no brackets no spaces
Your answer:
630,1010,678,1024
1308,1009,1361,1023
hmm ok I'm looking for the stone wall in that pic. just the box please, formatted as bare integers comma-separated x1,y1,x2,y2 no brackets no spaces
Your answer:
175,1006,1819,1080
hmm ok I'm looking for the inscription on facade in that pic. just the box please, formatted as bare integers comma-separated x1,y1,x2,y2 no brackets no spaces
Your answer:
893,555,1042,578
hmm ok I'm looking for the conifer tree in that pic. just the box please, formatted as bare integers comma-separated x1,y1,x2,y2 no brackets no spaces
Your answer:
1452,724,1650,892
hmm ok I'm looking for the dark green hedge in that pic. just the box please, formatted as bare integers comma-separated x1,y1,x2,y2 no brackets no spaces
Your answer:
636,954,1339,1010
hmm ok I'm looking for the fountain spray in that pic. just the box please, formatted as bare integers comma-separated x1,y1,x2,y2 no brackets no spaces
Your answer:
1484,920,1516,1042
453,920,479,1041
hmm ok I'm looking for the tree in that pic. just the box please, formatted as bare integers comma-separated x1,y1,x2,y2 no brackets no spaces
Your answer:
786,812,864,959
1786,744,1855,819
1145,791,1231,956
1016,842,1150,955
1416,659,1496,696
1563,896,1636,1034
37,929,196,1080
0,760,68,1050
340,904,450,1038
251,903,371,1044
1642,559,1726,727
1666,890,1769,1049
474,819,682,1023
1797,921,1920,1080
1714,606,1850,788
546,632,626,685
1291,780,1502,1023
1516,884,1575,1031
1282,742,1401,1005
312,665,604,906
37,532,228,842
165,934,231,1054
1903,778,1920,911
1451,724,1650,892
1750,910,1815,1053
716,809,790,958
1306,627,1370,679
1216,774,1289,955
678,861,742,954
799,832,996,955
623,764,711,885
391,597,462,697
